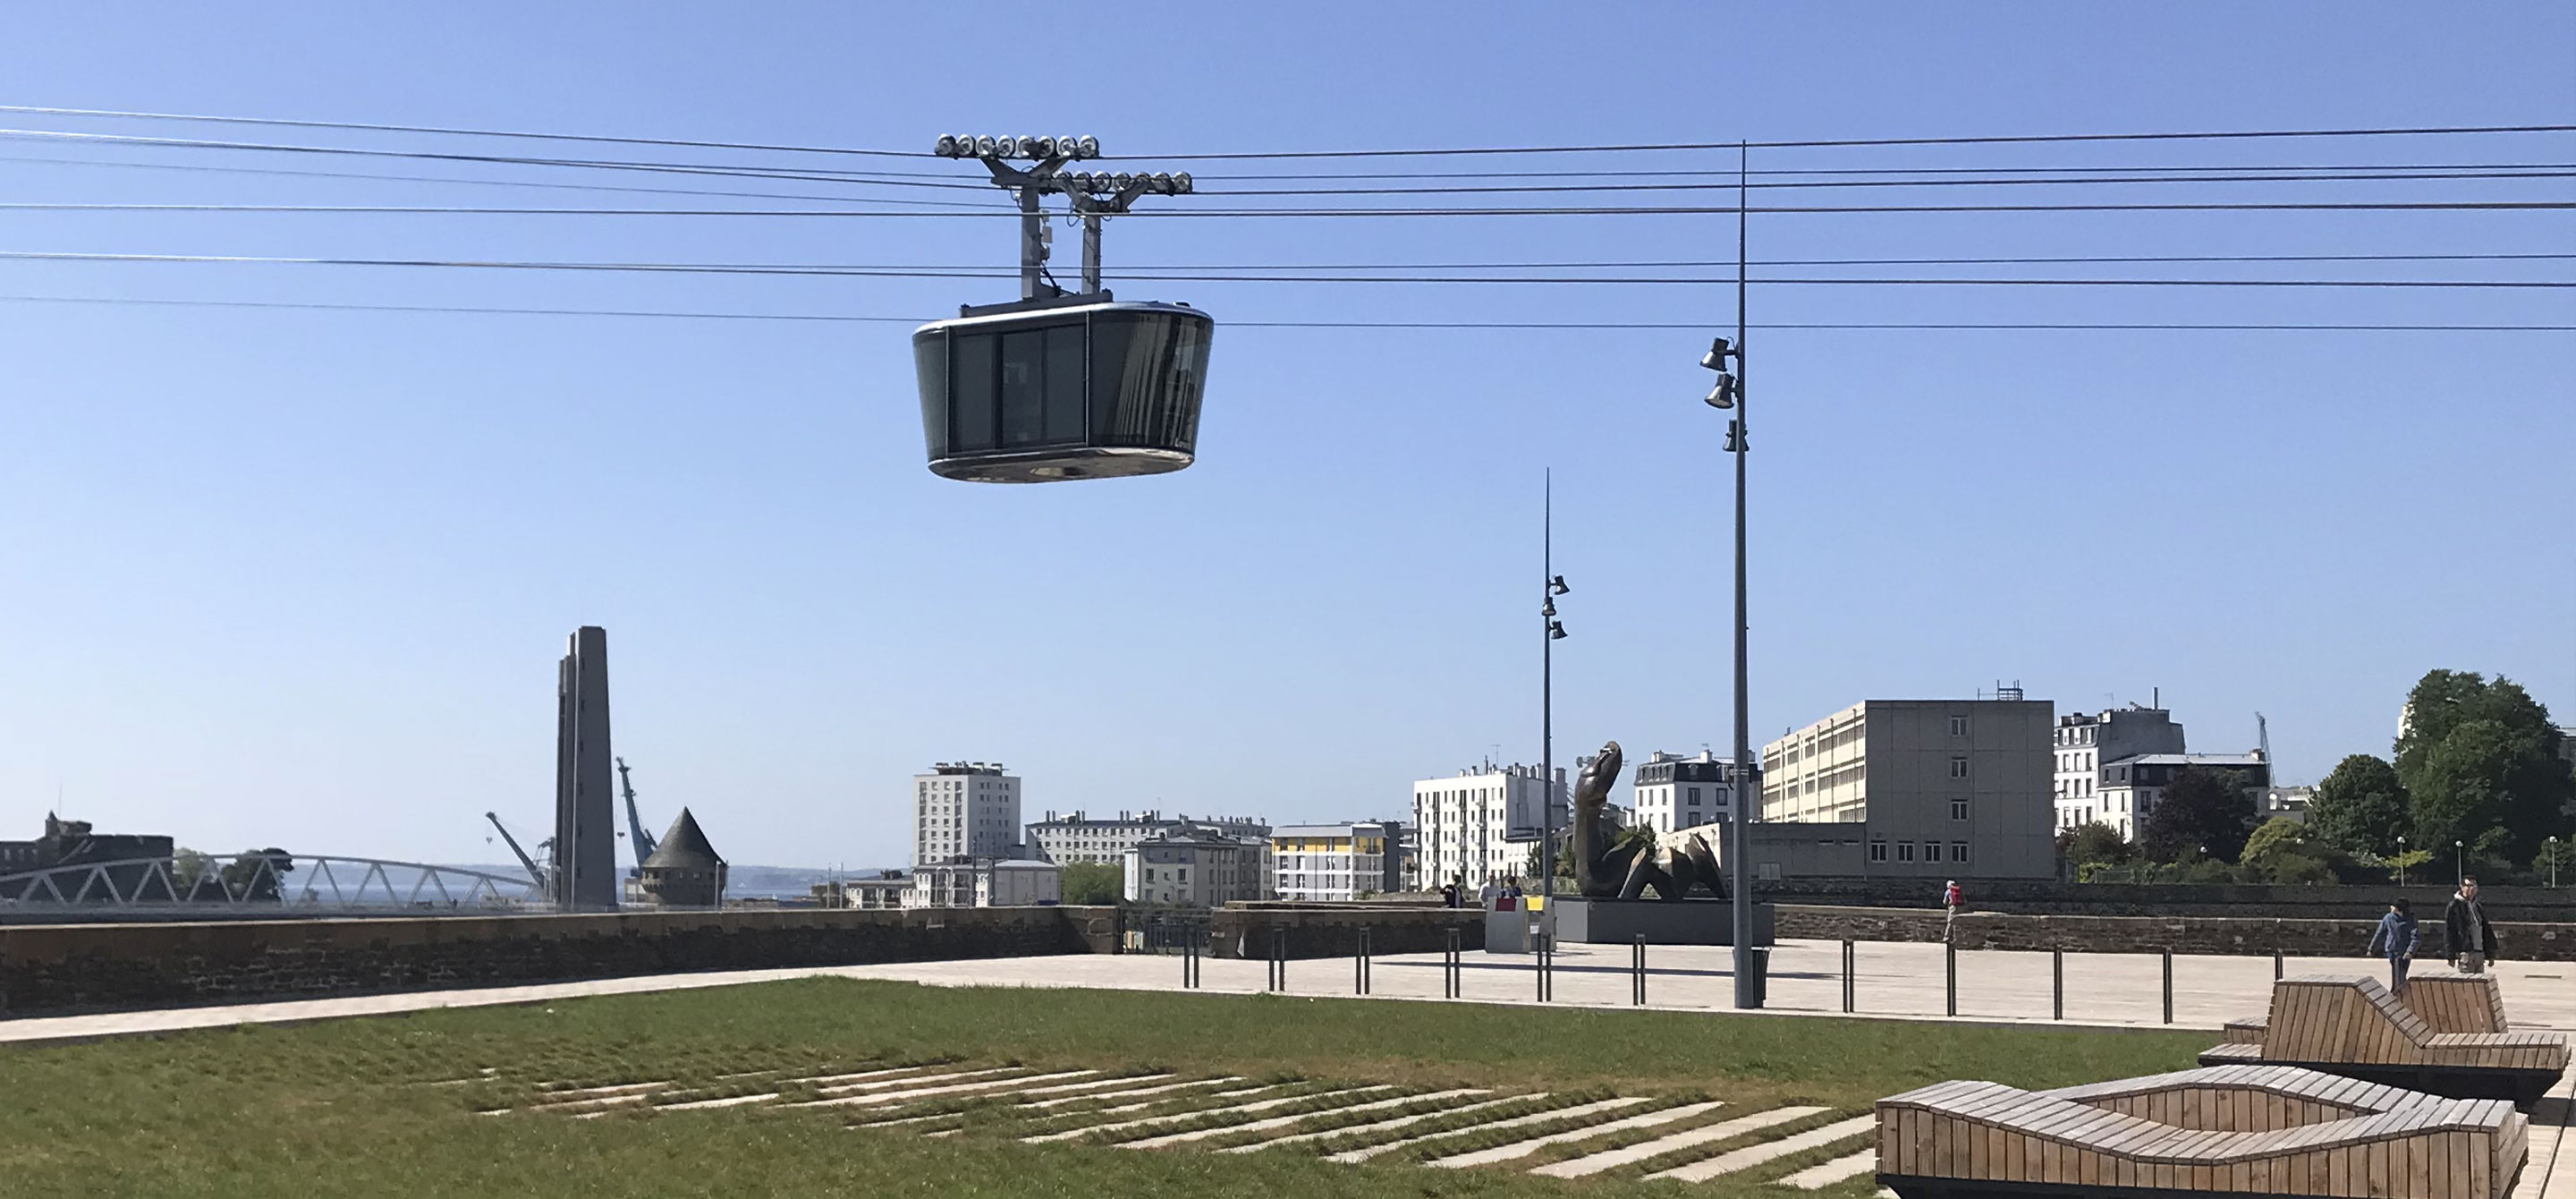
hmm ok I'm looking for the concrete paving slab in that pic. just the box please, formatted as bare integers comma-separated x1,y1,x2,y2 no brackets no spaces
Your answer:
1224,1093,1538,1154
1530,1105,1826,1178
1119,1089,1487,1149
1429,1099,1729,1169
1646,1114,1876,1182
1780,1148,1879,1188
1329,1096,1650,1164
1023,1085,1395,1144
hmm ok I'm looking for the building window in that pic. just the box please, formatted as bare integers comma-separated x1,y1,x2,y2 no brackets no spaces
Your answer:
1952,842,1971,863
1895,842,1915,863
1951,799,1970,821
1922,841,1941,862
1950,757,1970,779
1756,863,1782,881
1950,716,1970,736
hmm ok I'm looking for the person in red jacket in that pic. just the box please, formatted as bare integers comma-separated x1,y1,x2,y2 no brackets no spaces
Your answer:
1942,880,1965,941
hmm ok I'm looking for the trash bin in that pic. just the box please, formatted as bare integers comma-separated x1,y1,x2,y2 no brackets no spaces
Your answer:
1741,946,1771,1007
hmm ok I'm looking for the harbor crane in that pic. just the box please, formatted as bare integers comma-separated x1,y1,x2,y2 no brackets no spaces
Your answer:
617,757,657,876
484,812,550,890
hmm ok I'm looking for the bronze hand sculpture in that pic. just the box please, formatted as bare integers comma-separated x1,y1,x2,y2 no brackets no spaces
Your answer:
1571,739,1727,902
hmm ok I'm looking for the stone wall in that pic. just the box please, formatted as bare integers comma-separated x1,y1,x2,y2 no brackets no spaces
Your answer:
1208,905,1484,959
1758,879,2576,921
1777,905,2576,960
0,906,1106,1015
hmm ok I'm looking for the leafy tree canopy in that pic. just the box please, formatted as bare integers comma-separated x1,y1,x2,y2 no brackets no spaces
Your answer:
1059,862,1124,906
2395,670,2571,863
2058,822,2131,867
2307,754,2411,860
2139,768,2258,863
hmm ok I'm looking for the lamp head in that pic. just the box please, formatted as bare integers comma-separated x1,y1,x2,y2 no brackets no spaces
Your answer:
1547,621,1567,641
1704,375,1737,409
1548,575,1569,596
1700,336,1735,370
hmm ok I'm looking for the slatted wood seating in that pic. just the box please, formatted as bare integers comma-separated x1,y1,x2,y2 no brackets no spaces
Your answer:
2199,976,2567,1107
1879,1064,2528,1199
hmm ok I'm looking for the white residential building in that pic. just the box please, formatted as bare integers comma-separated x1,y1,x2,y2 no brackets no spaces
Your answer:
1759,697,2056,879
912,761,1022,868
1270,821,1404,902
1631,750,1756,836
1411,762,1567,892
2094,753,2272,841
2053,707,2187,830
903,859,1061,908
1124,829,1268,906
1026,809,1268,866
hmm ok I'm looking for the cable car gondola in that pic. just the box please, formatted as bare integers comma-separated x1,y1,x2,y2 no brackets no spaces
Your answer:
913,293,1213,482
912,135,1215,483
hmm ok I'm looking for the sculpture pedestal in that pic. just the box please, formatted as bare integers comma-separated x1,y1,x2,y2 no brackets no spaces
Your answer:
1547,898,1774,946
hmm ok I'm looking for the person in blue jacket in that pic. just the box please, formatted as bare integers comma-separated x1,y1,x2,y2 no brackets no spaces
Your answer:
2368,897,2419,993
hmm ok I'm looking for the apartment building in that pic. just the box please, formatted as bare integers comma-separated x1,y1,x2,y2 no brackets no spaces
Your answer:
2095,753,2273,840
903,859,1061,908
1412,762,1567,891
1124,828,1269,906
1631,749,1757,836
2053,706,2187,830
1270,821,1403,902
1026,809,1268,866
912,761,1021,868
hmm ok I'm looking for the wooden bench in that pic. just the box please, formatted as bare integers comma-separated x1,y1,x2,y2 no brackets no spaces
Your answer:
1879,1064,2528,1199
2199,975,2567,1107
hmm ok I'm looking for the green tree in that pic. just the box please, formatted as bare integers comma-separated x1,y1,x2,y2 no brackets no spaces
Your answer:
2394,670,2572,864
2058,822,2131,868
1059,862,1123,906
172,847,218,899
2239,816,2339,884
2139,768,2258,863
2307,754,2411,861
222,849,293,902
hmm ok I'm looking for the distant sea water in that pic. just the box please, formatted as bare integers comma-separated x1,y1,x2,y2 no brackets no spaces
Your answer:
452,864,894,901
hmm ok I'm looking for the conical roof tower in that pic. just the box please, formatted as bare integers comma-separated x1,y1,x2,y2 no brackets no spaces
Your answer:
638,807,726,906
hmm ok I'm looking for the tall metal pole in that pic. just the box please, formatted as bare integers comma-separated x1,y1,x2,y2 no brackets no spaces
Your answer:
1729,141,1757,1009
1542,468,1554,899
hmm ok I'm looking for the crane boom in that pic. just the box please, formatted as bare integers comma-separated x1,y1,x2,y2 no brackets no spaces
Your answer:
617,756,657,875
485,812,548,889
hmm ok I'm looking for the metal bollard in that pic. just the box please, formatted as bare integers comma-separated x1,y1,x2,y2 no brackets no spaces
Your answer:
1632,934,1648,1007
2162,950,2174,1024
1182,926,1201,990
1945,943,1958,1017
1268,927,1288,992
1355,926,1373,996
1444,926,1462,999
2274,952,2284,980
2052,948,2063,1021
1842,940,1856,1013
1534,933,1554,1002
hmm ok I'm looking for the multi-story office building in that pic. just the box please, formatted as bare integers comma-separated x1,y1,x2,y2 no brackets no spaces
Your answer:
1270,821,1403,901
1412,762,1567,891
1124,829,1268,906
1758,697,2055,879
2094,753,2273,840
2053,706,2187,830
1026,809,1268,866
912,761,1022,868
1631,750,1757,836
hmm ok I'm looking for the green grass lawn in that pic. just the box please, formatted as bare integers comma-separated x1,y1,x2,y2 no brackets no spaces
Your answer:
0,979,2209,1197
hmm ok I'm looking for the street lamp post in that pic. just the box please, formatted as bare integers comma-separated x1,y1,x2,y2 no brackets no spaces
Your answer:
1541,471,1569,898
2550,836,2561,889
2455,840,2465,886
2397,835,2408,888
1698,141,1758,1009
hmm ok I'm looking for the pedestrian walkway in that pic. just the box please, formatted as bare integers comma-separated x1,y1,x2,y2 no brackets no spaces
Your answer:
7,940,2575,1048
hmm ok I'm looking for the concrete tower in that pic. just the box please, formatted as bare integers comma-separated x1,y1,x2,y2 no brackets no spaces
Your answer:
554,626,617,911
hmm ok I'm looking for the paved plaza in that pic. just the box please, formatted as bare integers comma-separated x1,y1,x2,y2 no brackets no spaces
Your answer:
10,938,2576,1045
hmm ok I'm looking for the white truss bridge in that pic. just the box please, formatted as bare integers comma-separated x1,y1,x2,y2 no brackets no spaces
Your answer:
0,855,551,915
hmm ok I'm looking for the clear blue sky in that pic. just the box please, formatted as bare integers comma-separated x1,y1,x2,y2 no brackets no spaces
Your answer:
0,4,2568,869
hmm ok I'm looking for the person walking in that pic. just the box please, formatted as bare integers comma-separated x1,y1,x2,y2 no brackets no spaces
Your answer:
1440,877,1462,909
2368,898,2419,992
1479,876,1503,911
2445,875,2499,974
1942,880,1965,942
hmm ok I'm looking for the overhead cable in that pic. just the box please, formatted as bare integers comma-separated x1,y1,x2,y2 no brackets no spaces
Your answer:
1,292,2567,332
